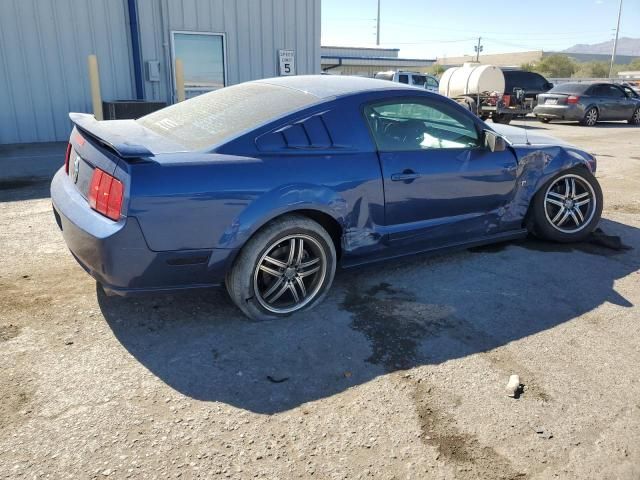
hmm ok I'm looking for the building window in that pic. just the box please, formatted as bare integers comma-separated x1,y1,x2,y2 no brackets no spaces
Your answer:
171,31,226,100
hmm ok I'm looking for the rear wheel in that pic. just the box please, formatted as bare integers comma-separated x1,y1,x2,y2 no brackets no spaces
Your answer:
580,107,599,126
629,107,640,125
539,117,551,123
226,214,336,321
529,168,602,243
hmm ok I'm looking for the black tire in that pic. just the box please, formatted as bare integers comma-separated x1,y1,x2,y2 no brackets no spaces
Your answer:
528,167,603,243
226,214,337,321
479,114,489,121
629,107,640,125
539,117,551,123
492,113,513,124
580,107,599,126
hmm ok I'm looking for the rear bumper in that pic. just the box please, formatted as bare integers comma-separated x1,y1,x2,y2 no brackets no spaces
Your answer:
533,104,584,120
51,168,233,295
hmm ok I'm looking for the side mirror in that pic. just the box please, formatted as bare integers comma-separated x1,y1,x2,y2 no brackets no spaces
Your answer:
485,130,507,152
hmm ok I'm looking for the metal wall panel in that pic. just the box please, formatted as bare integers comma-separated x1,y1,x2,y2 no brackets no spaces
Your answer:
136,0,321,104
0,0,320,144
0,0,135,144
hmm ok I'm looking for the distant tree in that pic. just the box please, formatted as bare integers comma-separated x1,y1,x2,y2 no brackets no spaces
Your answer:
626,58,640,70
520,62,534,72
589,62,609,78
573,61,609,78
430,64,445,76
534,54,576,78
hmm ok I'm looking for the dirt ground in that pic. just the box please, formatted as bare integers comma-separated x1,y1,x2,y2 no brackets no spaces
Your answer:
1,120,639,479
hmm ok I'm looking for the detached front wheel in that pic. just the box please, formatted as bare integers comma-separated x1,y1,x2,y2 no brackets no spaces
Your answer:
529,168,602,243
226,214,336,321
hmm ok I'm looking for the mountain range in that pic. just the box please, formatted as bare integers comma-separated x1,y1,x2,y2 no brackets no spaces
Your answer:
563,37,640,56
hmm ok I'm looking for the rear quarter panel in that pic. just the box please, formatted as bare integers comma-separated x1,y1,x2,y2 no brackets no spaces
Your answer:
128,96,386,256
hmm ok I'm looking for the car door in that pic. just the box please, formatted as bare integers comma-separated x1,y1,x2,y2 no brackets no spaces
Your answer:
411,74,427,89
595,84,628,120
610,84,637,119
364,97,518,249
425,76,439,93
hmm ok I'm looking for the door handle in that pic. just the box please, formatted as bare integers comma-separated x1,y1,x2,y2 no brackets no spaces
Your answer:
391,170,420,182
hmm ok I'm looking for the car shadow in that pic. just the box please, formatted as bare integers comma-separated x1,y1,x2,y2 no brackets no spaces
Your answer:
0,142,66,202
0,177,52,202
98,218,639,414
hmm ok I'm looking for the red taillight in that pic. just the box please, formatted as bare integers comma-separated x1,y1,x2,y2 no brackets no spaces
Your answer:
88,168,123,221
64,143,72,174
567,95,580,104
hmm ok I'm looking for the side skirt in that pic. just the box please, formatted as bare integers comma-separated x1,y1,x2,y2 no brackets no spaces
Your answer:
340,229,529,269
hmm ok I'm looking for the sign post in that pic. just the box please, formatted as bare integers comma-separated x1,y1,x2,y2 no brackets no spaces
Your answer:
278,49,295,76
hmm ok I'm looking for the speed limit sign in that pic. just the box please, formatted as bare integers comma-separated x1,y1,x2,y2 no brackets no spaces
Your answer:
278,49,295,76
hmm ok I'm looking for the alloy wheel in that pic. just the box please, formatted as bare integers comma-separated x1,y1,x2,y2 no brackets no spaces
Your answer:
633,108,640,125
253,234,326,314
584,108,598,126
544,174,596,234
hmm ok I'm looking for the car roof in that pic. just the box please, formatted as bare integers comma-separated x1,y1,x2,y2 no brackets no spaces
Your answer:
255,75,417,99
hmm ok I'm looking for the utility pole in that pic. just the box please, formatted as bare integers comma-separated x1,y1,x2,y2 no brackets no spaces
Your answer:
609,0,623,78
474,37,483,62
376,0,381,46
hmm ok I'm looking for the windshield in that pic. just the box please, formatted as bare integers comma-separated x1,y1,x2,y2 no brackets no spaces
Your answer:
137,83,319,150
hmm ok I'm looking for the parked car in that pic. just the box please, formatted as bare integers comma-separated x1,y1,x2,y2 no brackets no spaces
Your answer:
620,83,640,97
535,82,640,126
52,76,602,320
501,69,553,106
375,70,439,93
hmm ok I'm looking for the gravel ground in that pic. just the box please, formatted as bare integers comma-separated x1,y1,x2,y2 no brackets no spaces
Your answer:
1,120,639,479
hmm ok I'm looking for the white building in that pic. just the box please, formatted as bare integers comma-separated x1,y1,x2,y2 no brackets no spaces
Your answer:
321,46,435,77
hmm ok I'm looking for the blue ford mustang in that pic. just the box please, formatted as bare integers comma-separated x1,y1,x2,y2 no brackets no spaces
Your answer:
52,75,602,320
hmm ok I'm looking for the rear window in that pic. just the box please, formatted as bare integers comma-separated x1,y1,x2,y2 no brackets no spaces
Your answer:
137,83,319,150
548,83,589,95
503,71,546,91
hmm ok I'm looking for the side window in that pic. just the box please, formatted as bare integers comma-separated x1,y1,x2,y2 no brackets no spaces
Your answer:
533,74,546,90
426,77,438,88
398,74,409,84
411,75,426,86
364,99,480,151
588,85,603,96
607,85,625,98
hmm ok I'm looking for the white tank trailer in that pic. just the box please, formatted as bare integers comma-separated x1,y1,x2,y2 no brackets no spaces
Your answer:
438,63,531,124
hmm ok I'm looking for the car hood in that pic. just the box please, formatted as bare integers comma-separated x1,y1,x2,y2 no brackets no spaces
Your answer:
490,124,574,148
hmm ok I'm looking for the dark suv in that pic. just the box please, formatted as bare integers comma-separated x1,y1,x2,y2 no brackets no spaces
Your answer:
502,69,553,106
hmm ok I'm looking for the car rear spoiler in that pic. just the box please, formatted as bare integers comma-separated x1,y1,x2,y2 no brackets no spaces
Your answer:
69,113,154,159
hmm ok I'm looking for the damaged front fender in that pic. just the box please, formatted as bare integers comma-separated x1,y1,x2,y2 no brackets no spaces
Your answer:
499,145,596,227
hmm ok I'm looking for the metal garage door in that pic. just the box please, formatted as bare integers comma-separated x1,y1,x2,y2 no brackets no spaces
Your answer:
0,0,135,144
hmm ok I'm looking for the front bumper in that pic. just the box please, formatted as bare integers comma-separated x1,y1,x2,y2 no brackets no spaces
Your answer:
51,168,232,295
533,104,585,121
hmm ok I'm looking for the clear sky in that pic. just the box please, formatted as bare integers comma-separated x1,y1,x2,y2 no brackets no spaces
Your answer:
321,0,640,59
